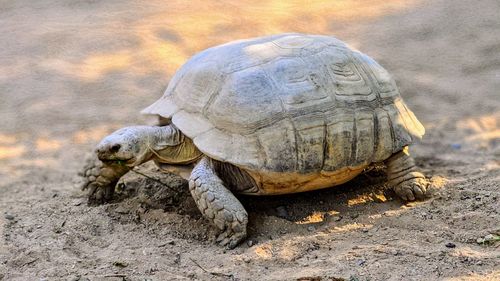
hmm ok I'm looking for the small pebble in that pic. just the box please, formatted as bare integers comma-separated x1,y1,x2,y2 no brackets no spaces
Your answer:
356,259,366,266
112,261,128,268
484,234,495,240
445,242,456,248
307,226,316,232
247,240,254,247
4,214,14,220
72,200,83,206
158,240,175,247
477,234,499,244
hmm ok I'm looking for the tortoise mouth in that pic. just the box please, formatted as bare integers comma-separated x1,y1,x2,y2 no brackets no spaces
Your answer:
100,157,135,166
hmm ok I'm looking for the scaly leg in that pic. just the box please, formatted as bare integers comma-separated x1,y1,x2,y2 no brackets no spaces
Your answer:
78,154,130,204
189,157,248,249
385,147,429,201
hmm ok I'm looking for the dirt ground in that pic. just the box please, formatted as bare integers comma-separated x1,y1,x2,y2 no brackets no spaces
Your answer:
1,0,499,280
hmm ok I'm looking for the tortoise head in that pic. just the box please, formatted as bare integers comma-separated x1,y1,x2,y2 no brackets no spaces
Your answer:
96,126,155,166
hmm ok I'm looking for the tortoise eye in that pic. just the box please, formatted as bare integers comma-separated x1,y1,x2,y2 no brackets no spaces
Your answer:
110,144,121,152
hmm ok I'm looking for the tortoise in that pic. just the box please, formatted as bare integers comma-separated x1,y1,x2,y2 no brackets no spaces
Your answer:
79,33,428,248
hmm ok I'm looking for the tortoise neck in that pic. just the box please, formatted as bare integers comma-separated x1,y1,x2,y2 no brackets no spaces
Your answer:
150,125,203,165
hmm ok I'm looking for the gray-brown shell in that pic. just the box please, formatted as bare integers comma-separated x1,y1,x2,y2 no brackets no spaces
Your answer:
142,33,424,173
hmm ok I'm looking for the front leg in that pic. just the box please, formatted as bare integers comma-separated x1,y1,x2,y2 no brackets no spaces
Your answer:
78,153,130,204
386,146,429,201
189,157,248,249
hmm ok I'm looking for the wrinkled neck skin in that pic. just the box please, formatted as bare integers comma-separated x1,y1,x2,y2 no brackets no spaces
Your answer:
149,125,203,166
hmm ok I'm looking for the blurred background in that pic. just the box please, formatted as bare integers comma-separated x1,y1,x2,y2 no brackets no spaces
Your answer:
0,0,499,280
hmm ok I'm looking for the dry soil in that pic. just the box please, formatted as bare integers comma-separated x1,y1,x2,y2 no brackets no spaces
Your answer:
0,0,499,280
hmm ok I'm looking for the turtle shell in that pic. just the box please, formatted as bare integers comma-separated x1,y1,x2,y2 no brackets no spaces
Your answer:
142,33,424,174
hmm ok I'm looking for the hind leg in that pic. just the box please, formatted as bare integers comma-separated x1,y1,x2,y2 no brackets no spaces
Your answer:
189,157,248,249
385,147,429,201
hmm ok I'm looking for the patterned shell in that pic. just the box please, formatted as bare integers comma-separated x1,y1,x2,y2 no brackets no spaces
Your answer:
142,33,425,173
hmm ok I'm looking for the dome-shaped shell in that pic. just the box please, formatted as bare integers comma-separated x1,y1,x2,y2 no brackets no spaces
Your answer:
142,33,424,173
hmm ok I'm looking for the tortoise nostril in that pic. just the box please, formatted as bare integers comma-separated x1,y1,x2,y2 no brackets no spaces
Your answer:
110,144,121,153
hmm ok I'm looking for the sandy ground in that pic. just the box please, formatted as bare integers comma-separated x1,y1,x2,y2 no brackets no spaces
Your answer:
1,0,499,280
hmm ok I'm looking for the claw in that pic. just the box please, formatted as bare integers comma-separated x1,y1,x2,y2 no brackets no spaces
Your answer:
406,189,415,201
227,239,240,250
218,237,230,247
412,183,424,199
216,230,230,243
